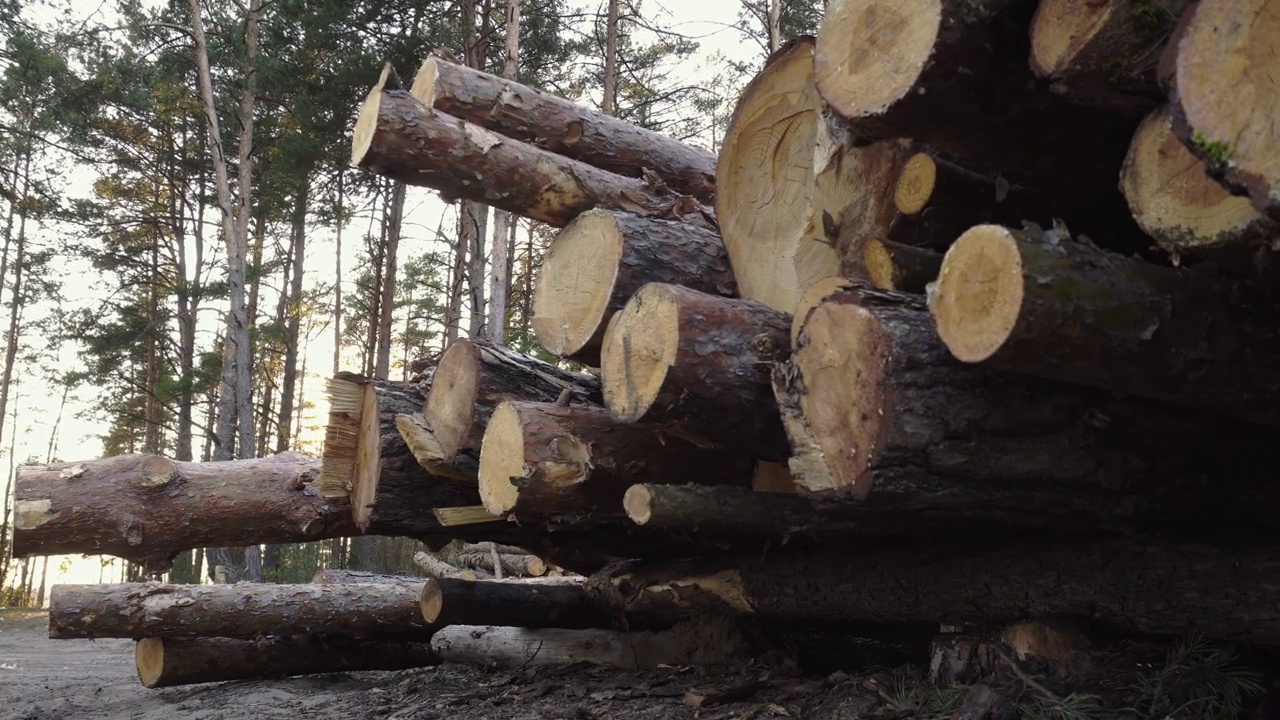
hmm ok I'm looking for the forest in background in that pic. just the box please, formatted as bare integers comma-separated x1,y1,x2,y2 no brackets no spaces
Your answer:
0,0,826,603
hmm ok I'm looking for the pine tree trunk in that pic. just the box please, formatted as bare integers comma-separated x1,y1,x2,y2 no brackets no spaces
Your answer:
602,0,619,116
277,181,310,451
376,180,405,380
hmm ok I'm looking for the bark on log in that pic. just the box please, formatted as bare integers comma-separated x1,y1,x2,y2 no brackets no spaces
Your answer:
410,58,717,204
413,551,486,580
716,36,870,314
135,636,439,688
311,569,427,586
420,577,622,629
430,617,750,670
1121,107,1278,253
477,401,755,521
394,413,479,484
928,223,1280,427
12,452,354,571
423,338,601,462
845,237,943,294
600,283,792,460
532,209,738,365
813,0,1141,245
449,551,547,577
598,538,1280,646
1168,0,1280,221
353,64,715,230
777,280,1279,522
49,582,434,641
1029,0,1192,116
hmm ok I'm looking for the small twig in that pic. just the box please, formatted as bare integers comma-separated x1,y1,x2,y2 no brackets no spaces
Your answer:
996,647,1060,703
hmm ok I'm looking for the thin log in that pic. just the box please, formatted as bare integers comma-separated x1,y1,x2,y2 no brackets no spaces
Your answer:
450,551,547,577
928,223,1280,427
1029,0,1192,116
813,0,1141,244
311,569,427,585
410,57,717,204
423,338,601,463
353,64,715,230
598,537,1280,646
1168,0,1280,221
600,283,792,460
420,577,621,629
532,209,737,365
477,401,755,521
1121,107,1278,253
12,452,354,571
49,582,434,641
136,636,439,688
845,237,942,294
413,551,485,580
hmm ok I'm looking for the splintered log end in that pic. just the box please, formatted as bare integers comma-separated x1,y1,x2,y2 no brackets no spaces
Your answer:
420,578,445,624
394,414,477,484
1172,0,1280,218
531,210,625,360
894,152,937,215
424,339,482,461
1122,107,1273,251
622,485,655,526
717,36,838,314
790,276,858,347
477,402,525,515
409,57,442,106
600,284,678,423
135,637,165,688
351,63,400,169
319,375,368,497
928,225,1024,364
814,0,938,119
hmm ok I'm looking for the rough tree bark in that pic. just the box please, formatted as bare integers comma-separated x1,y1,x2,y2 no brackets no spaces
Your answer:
532,209,737,365
600,283,792,460
420,577,623,629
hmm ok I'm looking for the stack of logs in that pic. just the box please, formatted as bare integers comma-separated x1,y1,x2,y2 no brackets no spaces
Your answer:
15,0,1280,689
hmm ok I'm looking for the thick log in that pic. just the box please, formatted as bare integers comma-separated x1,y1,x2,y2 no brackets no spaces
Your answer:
928,222,1280,427
716,36,870,314
1121,107,1278,253
12,452,354,571
1168,0,1280,221
600,283,792,460
477,401,755,521
49,582,434,641
410,58,717,204
423,338,601,462
845,237,942,294
136,636,437,688
598,537,1280,646
450,551,547,577
420,577,622,629
813,0,1141,245
430,617,750,670
311,569,427,585
776,280,1279,525
1029,0,1192,116
532,209,738,365
353,64,714,230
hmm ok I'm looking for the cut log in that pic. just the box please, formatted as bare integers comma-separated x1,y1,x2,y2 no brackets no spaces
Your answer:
420,577,622,629
311,569,427,586
1121,107,1278,253
776,280,1279,525
49,582,434,641
1168,0,1280,221
353,64,714,230
135,636,439,688
623,483,832,537
423,338,601,463
813,0,1141,244
410,57,717,204
449,551,547,577
845,237,943,294
599,283,792,460
927,223,1280,428
1029,0,1192,116
477,401,755,521
12,452,355,571
393,413,479,484
598,537,1280,646
413,551,485,580
531,209,737,365
429,616,750,670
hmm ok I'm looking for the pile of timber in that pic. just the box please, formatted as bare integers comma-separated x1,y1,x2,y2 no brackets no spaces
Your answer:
17,0,1280,688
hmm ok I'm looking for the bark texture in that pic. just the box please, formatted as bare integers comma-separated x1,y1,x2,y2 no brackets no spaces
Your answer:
532,209,737,365
420,577,623,629
600,283,793,460
311,569,427,586
411,58,717,204
13,452,354,571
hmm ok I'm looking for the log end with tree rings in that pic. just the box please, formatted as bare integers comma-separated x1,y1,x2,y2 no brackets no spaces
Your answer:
813,0,942,119
351,64,398,169
599,284,678,423
928,224,1025,364
424,339,482,461
409,56,442,106
531,210,625,362
135,637,166,688
893,152,937,215
1121,107,1274,252
477,402,526,515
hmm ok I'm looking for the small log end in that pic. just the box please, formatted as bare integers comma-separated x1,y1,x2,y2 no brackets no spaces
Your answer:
600,283,679,423
893,152,937,215
420,579,445,624
409,56,441,106
623,484,655,526
930,224,1025,364
477,402,525,515
135,637,165,688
